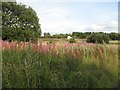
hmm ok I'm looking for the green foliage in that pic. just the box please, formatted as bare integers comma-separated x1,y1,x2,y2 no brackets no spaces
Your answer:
72,32,91,39
42,32,120,41
86,33,110,44
53,33,71,39
2,2,41,42
2,44,118,88
43,33,72,39
68,38,76,43
109,32,120,40
47,41,55,44
44,33,51,38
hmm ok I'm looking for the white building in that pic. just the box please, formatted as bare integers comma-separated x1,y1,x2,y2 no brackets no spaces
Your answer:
67,36,72,40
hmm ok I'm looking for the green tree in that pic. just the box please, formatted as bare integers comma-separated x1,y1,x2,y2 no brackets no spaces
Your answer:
2,2,41,42
44,32,51,38
72,32,88,39
52,33,71,39
108,32,119,40
86,33,110,44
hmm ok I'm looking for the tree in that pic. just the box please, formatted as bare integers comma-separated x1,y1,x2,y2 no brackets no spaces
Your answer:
108,32,119,40
86,33,110,44
51,33,71,39
44,32,51,38
2,2,41,42
72,32,88,39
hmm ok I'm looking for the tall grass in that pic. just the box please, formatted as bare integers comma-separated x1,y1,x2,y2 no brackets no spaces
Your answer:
2,41,118,88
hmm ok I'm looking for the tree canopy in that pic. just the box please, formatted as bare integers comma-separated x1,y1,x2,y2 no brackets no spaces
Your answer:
86,33,110,44
2,2,41,42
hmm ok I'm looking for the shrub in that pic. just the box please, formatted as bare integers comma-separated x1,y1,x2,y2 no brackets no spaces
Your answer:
47,41,55,44
86,33,110,44
108,32,120,40
68,38,76,43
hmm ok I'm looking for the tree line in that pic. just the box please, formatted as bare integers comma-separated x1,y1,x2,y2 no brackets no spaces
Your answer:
43,32,120,40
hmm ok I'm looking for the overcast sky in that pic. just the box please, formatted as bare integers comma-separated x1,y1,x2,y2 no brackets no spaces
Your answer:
16,0,119,35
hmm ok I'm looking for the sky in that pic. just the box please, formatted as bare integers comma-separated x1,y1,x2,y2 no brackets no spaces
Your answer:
16,0,119,35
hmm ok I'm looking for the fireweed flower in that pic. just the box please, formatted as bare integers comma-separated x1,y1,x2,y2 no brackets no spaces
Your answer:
2,40,7,50
9,41,15,49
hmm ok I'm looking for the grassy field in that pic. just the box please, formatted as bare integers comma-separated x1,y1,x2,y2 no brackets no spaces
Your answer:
39,38,119,45
2,40,119,88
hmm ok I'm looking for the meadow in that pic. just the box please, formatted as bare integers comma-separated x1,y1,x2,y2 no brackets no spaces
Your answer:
1,39,119,88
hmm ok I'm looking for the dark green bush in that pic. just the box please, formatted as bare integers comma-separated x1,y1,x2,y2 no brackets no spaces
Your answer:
47,41,55,44
108,32,120,40
68,38,76,43
86,33,110,44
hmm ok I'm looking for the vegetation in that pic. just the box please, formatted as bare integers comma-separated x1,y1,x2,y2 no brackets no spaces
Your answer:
42,32,120,41
1,2,119,89
86,33,110,44
2,2,41,42
108,32,120,40
72,32,91,39
43,33,51,38
68,38,76,43
47,41,55,45
2,40,118,88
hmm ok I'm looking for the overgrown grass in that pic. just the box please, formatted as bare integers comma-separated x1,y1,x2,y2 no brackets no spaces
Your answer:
2,43,118,88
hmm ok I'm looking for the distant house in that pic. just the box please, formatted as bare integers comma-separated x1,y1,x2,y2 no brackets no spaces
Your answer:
67,36,72,40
